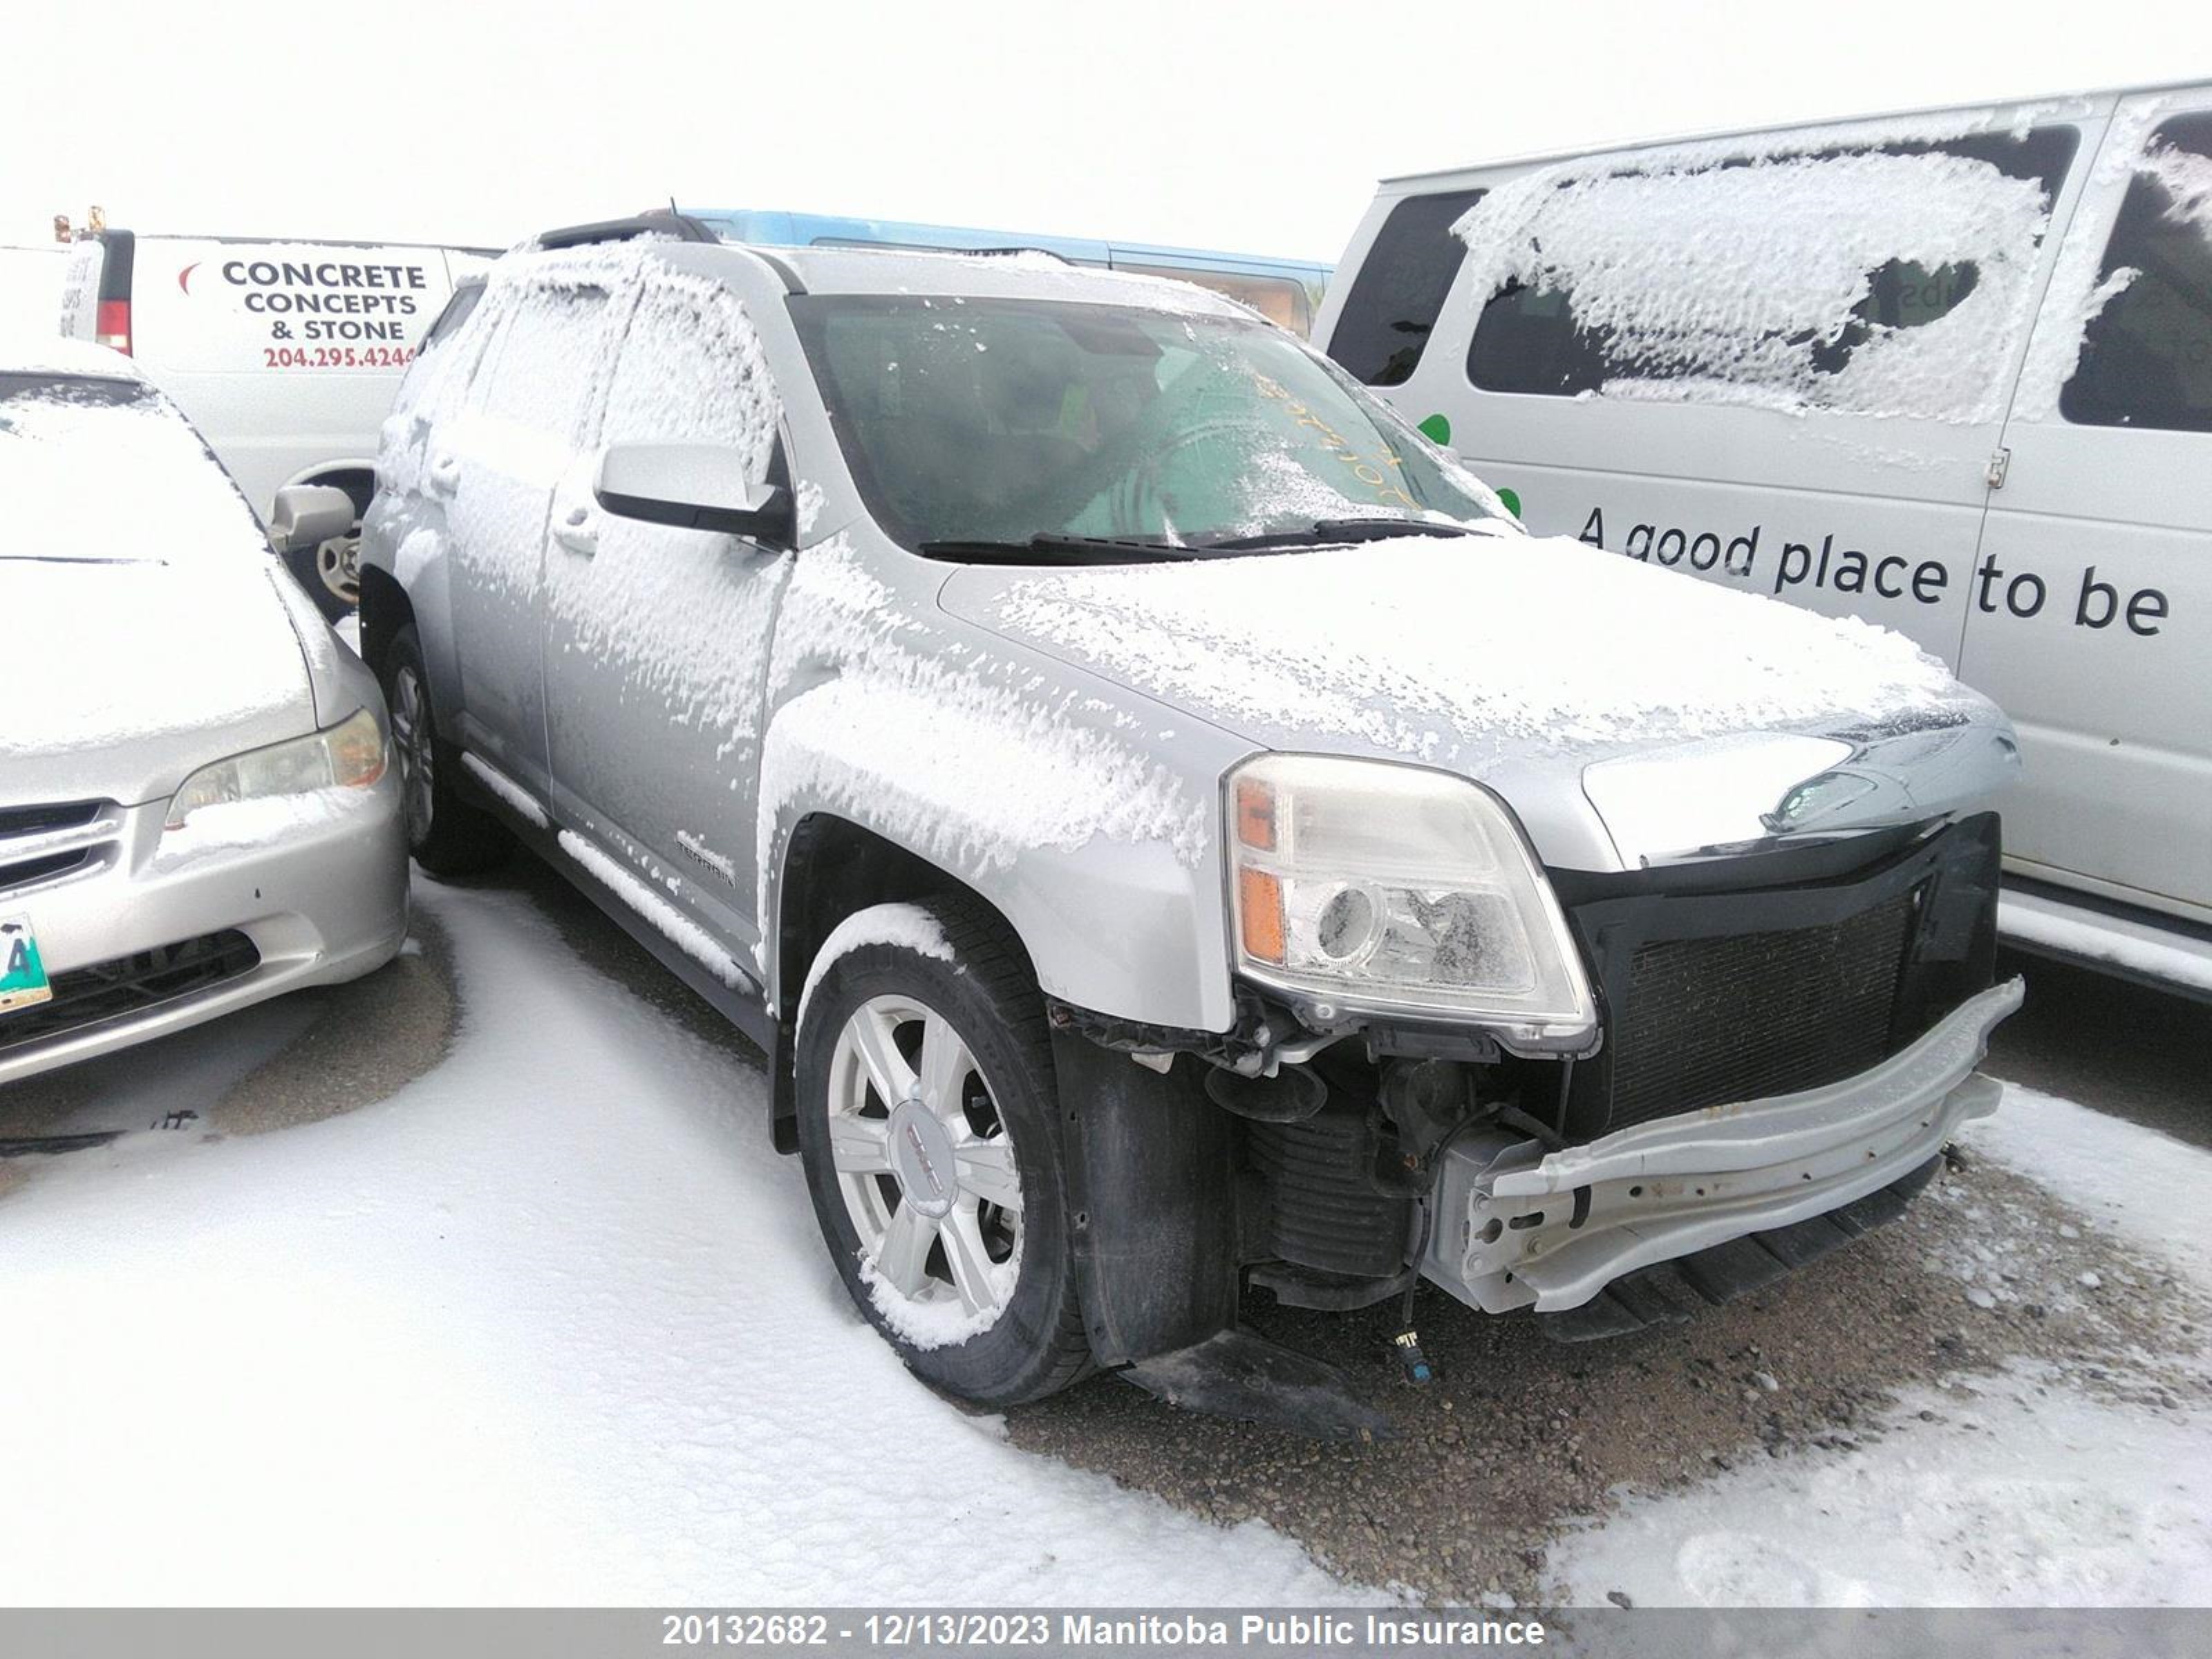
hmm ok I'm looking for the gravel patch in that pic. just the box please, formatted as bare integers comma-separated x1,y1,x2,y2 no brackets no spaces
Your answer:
1005,1151,2212,1606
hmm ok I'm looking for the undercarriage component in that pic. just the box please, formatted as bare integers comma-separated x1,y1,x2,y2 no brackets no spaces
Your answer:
1204,1062,1328,1122
1248,1102,1412,1282
1122,1327,1393,1442
1421,978,2022,1316
1543,1153,1942,1340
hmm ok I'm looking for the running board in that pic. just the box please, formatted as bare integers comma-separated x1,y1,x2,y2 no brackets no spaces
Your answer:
1121,1329,1394,1442
1999,885,2212,1004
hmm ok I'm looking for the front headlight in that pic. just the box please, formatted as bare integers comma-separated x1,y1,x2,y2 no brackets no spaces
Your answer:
165,708,389,831
1227,753,1596,1049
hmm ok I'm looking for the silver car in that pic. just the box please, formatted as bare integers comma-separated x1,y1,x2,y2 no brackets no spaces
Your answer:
359,217,2022,1430
0,341,407,1087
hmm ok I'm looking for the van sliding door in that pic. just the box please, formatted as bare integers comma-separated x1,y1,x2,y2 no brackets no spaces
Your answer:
1965,89,2212,921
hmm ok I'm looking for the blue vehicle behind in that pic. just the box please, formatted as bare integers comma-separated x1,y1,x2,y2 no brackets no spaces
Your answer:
682,207,1329,335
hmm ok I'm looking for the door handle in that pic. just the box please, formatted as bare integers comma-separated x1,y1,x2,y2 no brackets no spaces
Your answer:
552,504,598,556
427,453,460,496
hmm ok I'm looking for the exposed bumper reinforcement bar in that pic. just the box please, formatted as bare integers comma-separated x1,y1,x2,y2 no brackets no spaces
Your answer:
1423,978,2025,1316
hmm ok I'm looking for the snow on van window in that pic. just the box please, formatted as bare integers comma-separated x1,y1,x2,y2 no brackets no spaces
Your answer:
753,538,1206,971
1453,130,2059,423
2012,102,2212,422
984,534,1976,763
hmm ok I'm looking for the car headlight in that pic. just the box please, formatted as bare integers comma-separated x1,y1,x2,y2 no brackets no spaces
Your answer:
165,708,389,831
1227,753,1596,1049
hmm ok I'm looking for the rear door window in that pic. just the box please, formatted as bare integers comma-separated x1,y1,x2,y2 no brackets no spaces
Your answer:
2060,111,2212,433
1327,189,1483,386
477,281,611,439
1463,126,2079,420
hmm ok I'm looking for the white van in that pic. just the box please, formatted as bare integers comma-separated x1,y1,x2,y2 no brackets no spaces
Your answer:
1,244,70,333
59,229,493,617
1315,82,2212,1000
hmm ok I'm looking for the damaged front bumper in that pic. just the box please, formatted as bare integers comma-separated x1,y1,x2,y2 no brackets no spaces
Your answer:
1422,977,2025,1315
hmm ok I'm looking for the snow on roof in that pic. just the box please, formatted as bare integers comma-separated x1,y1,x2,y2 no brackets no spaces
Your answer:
0,335,143,380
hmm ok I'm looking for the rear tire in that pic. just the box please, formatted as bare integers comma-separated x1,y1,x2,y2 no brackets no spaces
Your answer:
378,624,509,877
795,896,1091,1407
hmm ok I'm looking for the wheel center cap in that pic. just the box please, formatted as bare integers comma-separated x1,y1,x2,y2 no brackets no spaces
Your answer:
887,1097,959,1219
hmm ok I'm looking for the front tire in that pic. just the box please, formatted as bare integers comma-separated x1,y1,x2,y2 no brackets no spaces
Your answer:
377,624,510,877
795,897,1091,1406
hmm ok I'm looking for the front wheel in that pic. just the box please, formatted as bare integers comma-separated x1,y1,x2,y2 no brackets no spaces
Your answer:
795,897,1091,1406
377,624,510,877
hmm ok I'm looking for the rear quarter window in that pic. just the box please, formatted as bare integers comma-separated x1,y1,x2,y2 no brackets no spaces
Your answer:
2061,111,2212,433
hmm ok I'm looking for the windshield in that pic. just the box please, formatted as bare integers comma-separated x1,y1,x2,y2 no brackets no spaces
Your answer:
789,295,1506,555
0,372,260,565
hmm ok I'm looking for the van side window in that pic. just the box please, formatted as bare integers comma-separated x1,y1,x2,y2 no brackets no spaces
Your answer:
1463,126,2078,418
2061,112,2212,434
601,277,782,482
478,282,610,437
1329,189,1484,386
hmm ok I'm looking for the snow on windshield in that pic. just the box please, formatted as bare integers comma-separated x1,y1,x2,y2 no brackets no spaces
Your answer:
0,371,265,564
1452,118,2061,423
984,534,1979,763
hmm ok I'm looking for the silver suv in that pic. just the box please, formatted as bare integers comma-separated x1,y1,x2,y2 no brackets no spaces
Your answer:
359,214,2023,1427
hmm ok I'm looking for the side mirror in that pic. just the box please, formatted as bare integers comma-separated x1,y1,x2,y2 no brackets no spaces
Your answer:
594,441,792,547
268,484,357,555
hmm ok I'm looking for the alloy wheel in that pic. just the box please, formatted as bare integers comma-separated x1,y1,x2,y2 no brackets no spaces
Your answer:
826,994,1024,1323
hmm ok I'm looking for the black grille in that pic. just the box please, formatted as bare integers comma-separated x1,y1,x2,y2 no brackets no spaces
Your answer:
0,848,95,894
0,801,101,838
1605,892,1913,1132
0,931,261,1056
0,800,109,894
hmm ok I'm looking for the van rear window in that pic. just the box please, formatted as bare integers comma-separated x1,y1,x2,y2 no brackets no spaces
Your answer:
1327,189,1483,386
1461,126,2079,422
2062,111,2212,435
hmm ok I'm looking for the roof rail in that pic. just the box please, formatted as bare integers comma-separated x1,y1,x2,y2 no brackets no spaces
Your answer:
534,209,719,251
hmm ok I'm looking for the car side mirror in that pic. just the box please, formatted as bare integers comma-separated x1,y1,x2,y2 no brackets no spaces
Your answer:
267,484,357,555
594,441,793,547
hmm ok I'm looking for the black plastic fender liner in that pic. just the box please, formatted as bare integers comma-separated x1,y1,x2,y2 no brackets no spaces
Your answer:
1124,1329,1394,1442
1049,1030,1239,1367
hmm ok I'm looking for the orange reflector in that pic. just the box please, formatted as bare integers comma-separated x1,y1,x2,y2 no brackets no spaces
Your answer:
1234,778,1277,850
1238,868,1286,964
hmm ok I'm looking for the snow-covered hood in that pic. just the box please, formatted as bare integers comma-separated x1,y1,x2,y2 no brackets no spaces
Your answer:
0,556,317,809
941,532,2018,870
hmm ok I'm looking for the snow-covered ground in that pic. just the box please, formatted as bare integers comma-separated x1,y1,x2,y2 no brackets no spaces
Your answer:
0,881,1357,1606
1547,1085,2212,1606
1,878,2206,1607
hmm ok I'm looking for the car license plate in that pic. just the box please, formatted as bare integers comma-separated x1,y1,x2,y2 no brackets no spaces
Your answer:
1,915,52,1013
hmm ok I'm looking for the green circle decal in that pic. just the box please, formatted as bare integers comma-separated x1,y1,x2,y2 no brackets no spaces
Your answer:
1417,413,1452,445
1496,487,1522,518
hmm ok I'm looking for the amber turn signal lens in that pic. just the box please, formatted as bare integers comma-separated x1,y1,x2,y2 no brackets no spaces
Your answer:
1235,778,1277,851
1238,867,1286,964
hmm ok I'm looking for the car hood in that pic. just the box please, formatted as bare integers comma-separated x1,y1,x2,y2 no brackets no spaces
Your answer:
939,531,2018,872
0,556,317,809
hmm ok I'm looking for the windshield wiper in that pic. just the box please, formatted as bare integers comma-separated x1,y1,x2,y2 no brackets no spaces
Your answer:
915,534,1194,565
1192,518,1485,552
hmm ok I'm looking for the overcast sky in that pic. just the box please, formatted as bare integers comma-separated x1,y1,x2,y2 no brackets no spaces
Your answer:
10,0,2207,263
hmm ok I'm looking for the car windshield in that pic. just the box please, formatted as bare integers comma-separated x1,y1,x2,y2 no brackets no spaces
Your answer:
789,294,1506,556
0,372,259,565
